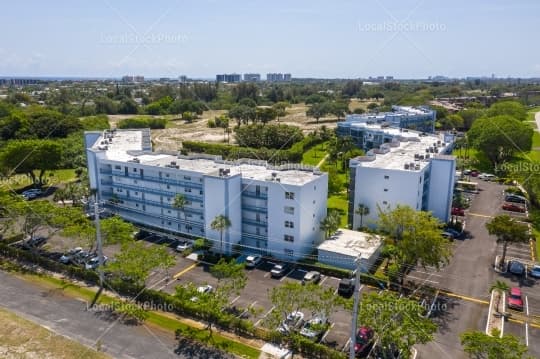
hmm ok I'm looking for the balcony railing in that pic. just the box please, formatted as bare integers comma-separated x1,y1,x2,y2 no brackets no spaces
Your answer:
123,173,203,189
110,182,203,203
241,217,268,227
107,192,204,215
241,203,268,213
242,191,268,199
99,168,112,174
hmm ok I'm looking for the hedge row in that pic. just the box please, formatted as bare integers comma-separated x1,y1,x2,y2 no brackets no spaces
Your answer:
182,134,325,164
0,243,347,359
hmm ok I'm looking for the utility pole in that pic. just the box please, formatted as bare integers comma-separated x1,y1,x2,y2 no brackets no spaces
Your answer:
349,255,362,359
93,195,104,289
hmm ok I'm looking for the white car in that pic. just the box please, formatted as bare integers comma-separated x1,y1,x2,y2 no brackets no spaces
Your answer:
59,247,83,264
245,255,262,269
478,173,496,181
300,314,329,340
191,285,214,302
277,311,304,334
85,255,108,270
175,240,193,252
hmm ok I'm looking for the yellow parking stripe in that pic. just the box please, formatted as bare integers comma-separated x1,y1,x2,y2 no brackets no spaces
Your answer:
439,290,489,305
173,263,198,279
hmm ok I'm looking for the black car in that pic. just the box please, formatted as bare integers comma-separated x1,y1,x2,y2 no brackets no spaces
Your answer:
337,278,355,296
505,194,528,204
508,260,526,276
24,236,47,248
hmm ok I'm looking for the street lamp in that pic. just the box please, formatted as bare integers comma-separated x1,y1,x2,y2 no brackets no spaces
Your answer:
349,254,363,359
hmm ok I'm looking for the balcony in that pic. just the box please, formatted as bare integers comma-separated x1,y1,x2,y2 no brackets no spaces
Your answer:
241,203,268,213
110,182,203,203
99,168,112,174
103,201,204,227
241,217,268,227
242,191,268,199
241,233,268,242
100,179,113,186
106,192,204,215
124,173,203,189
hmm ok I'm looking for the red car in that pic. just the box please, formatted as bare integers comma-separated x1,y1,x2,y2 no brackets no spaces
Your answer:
502,203,526,213
470,170,479,177
451,207,465,216
507,287,523,311
354,326,374,356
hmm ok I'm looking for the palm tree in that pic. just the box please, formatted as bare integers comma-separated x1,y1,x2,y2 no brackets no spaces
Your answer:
355,203,370,229
172,194,188,232
489,280,510,312
53,188,67,206
320,209,341,239
486,215,529,269
211,214,231,256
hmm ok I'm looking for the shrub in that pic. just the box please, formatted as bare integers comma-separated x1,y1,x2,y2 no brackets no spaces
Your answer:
117,117,168,129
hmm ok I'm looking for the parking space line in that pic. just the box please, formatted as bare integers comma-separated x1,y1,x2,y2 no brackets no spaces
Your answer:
406,275,439,284
320,276,328,285
321,322,334,343
230,295,241,305
342,338,351,352
280,269,296,282
255,305,275,327
468,212,494,218
264,272,271,278
173,263,197,279
238,301,257,318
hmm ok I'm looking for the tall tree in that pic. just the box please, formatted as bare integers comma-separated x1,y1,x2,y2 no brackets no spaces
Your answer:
210,258,248,300
306,102,328,123
355,291,437,357
320,209,341,238
355,203,370,229
211,214,231,255
486,215,529,269
460,329,529,359
0,139,63,186
486,101,527,122
172,194,188,232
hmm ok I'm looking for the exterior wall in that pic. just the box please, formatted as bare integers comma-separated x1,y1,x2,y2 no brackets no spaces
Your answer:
317,249,380,272
265,173,327,261
84,132,104,190
427,158,456,222
203,174,242,255
351,166,426,229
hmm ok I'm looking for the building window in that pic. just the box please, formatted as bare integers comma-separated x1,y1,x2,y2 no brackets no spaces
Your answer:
167,210,171,214
314,186,317,190
166,173,170,178
285,221,294,228
199,190,203,195
134,192,138,195
284,206,294,214
187,214,193,218
166,184,170,189
313,200,316,204
185,188,191,193
184,176,191,180
133,168,137,172
167,197,171,201
134,180,137,184
114,165,121,170
384,175,389,179
284,249,294,257
135,204,139,207
382,201,388,205
284,235,294,242
285,192,295,200
384,188,388,192
168,221,172,226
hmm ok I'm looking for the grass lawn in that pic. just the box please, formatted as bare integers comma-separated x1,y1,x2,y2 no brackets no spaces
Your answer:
302,141,328,166
532,131,540,147
0,168,78,191
14,272,261,359
327,192,349,228
534,228,540,263
0,306,110,359
527,107,540,122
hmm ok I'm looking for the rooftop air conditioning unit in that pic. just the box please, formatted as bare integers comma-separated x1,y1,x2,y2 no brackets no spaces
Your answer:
404,163,410,170
171,161,177,166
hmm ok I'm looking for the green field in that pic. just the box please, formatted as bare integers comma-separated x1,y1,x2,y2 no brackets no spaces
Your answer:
327,193,349,228
0,168,78,191
302,141,328,166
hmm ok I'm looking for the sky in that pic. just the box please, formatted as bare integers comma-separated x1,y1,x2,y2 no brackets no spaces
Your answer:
1,0,539,79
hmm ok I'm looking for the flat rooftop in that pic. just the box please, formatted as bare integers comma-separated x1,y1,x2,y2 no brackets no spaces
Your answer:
88,129,323,186
344,105,434,123
350,130,453,171
317,228,382,259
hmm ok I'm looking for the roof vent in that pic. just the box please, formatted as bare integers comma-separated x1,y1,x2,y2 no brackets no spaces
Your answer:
404,163,410,170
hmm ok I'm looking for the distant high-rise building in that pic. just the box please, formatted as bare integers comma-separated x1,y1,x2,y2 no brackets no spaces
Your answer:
122,75,134,83
134,76,145,82
385,76,394,80
266,73,291,82
179,75,188,82
216,74,241,83
243,73,261,82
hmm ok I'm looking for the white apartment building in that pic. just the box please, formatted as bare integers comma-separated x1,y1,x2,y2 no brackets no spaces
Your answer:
348,129,455,229
85,129,328,261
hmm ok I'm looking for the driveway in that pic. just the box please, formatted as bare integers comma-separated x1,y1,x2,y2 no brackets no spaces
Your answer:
0,270,233,359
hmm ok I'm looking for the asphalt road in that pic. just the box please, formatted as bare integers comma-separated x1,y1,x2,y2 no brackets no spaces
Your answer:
0,270,233,359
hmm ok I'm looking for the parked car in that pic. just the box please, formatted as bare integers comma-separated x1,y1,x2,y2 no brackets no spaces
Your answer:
85,255,108,270
302,271,321,285
463,169,472,175
507,287,524,311
451,207,465,216
22,188,42,200
354,326,374,356
245,255,262,269
191,285,214,302
505,194,528,204
478,173,496,181
337,278,355,296
59,247,83,264
470,170,479,177
175,240,193,252
508,260,526,276
502,203,526,213
72,250,93,265
270,263,290,278
444,228,463,239
530,264,540,279
300,314,328,341
277,311,304,335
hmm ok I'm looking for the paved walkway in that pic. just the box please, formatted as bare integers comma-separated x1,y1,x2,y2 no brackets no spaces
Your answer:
0,270,234,359
535,110,540,131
